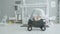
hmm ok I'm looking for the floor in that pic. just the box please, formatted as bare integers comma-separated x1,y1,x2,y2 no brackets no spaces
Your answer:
0,23,60,34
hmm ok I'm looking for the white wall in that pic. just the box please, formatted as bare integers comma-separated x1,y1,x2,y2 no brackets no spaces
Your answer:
0,0,22,22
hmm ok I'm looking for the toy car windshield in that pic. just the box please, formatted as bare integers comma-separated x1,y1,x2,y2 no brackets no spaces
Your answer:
30,10,43,21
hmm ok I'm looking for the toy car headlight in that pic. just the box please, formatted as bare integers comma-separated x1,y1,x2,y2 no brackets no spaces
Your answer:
43,20,46,22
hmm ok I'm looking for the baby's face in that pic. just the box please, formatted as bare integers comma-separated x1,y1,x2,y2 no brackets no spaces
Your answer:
33,16,41,21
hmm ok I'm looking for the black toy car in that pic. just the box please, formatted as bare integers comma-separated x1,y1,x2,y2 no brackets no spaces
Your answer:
27,11,46,31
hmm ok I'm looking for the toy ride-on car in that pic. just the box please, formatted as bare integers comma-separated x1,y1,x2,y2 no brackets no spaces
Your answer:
27,16,46,31
27,9,47,31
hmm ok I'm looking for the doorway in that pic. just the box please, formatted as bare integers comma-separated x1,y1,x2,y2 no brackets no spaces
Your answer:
57,0,60,23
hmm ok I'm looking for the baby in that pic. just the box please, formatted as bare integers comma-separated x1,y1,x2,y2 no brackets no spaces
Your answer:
33,15,41,21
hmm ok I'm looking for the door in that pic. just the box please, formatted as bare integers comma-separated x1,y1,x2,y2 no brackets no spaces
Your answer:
59,1,60,23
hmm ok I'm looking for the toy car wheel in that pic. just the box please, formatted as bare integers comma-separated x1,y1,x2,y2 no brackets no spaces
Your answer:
27,26,32,31
41,26,46,31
